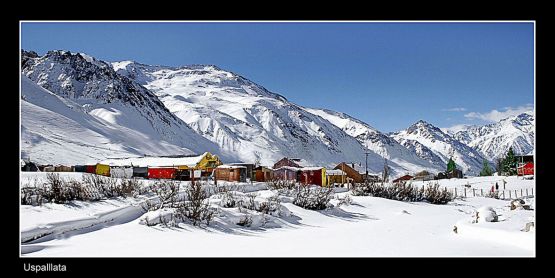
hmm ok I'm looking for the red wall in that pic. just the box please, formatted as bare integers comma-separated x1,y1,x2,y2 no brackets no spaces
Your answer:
299,169,323,186
273,168,298,181
86,165,96,174
148,168,176,179
517,163,534,175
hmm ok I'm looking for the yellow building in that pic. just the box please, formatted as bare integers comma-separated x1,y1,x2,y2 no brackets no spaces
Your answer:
95,163,111,177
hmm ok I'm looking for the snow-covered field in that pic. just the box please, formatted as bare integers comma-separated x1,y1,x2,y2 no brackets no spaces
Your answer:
20,173,535,257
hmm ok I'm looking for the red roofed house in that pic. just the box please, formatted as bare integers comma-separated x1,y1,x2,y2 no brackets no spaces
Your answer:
517,162,534,176
392,174,414,183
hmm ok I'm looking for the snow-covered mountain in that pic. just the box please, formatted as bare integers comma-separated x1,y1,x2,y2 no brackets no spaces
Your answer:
390,120,487,175
451,112,535,161
303,108,444,174
23,50,528,177
21,50,225,165
112,60,393,173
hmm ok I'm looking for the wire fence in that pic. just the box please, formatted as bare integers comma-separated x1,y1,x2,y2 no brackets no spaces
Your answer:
448,186,534,200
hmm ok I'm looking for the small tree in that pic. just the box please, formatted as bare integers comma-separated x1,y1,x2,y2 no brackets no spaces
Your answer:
503,147,517,175
480,160,493,176
447,157,456,172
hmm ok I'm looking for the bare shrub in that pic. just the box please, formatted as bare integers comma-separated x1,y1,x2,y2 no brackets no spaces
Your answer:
175,182,214,226
45,173,70,203
237,214,253,227
351,181,452,204
119,178,143,197
337,194,353,206
66,179,86,201
153,180,180,209
255,195,281,214
217,185,237,208
293,185,334,210
141,200,159,212
424,183,453,204
267,179,297,191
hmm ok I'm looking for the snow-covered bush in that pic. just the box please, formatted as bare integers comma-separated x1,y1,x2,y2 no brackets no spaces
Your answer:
152,180,180,209
336,194,353,206
140,209,178,227
293,185,334,210
350,181,452,204
423,183,453,204
21,174,145,206
473,206,498,223
236,214,253,227
119,178,144,197
175,182,214,226
266,179,297,191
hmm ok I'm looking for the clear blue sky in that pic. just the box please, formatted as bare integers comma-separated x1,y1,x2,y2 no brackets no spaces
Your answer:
21,22,534,132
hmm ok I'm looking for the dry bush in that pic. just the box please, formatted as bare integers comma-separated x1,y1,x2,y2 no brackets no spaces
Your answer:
45,173,69,203
423,183,453,204
152,180,180,209
236,214,253,227
175,182,214,226
293,185,334,210
351,181,452,204
267,179,297,191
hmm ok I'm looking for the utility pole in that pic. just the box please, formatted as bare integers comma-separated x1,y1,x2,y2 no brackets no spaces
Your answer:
364,152,370,182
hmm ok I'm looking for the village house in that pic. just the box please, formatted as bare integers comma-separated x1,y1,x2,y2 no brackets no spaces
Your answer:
413,170,435,181
101,152,222,180
273,157,311,169
95,163,111,177
110,166,134,179
227,162,255,180
273,166,300,181
326,169,348,185
214,165,247,182
446,168,463,179
298,167,327,186
392,174,414,183
516,154,534,176
333,162,364,183
148,167,176,180
254,166,273,182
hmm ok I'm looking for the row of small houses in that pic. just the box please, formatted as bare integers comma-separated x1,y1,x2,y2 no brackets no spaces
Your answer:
392,169,464,183
21,153,382,186
391,155,535,183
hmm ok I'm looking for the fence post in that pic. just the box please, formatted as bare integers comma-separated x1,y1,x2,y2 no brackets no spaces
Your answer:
509,190,511,199
526,188,528,196
521,189,523,197
455,188,457,197
481,189,483,197
464,187,466,198
531,188,533,195
473,188,475,197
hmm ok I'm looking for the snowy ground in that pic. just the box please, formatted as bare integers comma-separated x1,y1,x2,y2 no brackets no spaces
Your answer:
20,173,535,257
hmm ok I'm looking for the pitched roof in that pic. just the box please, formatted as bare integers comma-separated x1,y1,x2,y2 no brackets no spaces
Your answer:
326,169,346,175
274,166,302,171
217,165,247,169
289,158,312,167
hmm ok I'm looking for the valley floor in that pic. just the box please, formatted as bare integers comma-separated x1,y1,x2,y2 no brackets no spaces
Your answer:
20,174,535,257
